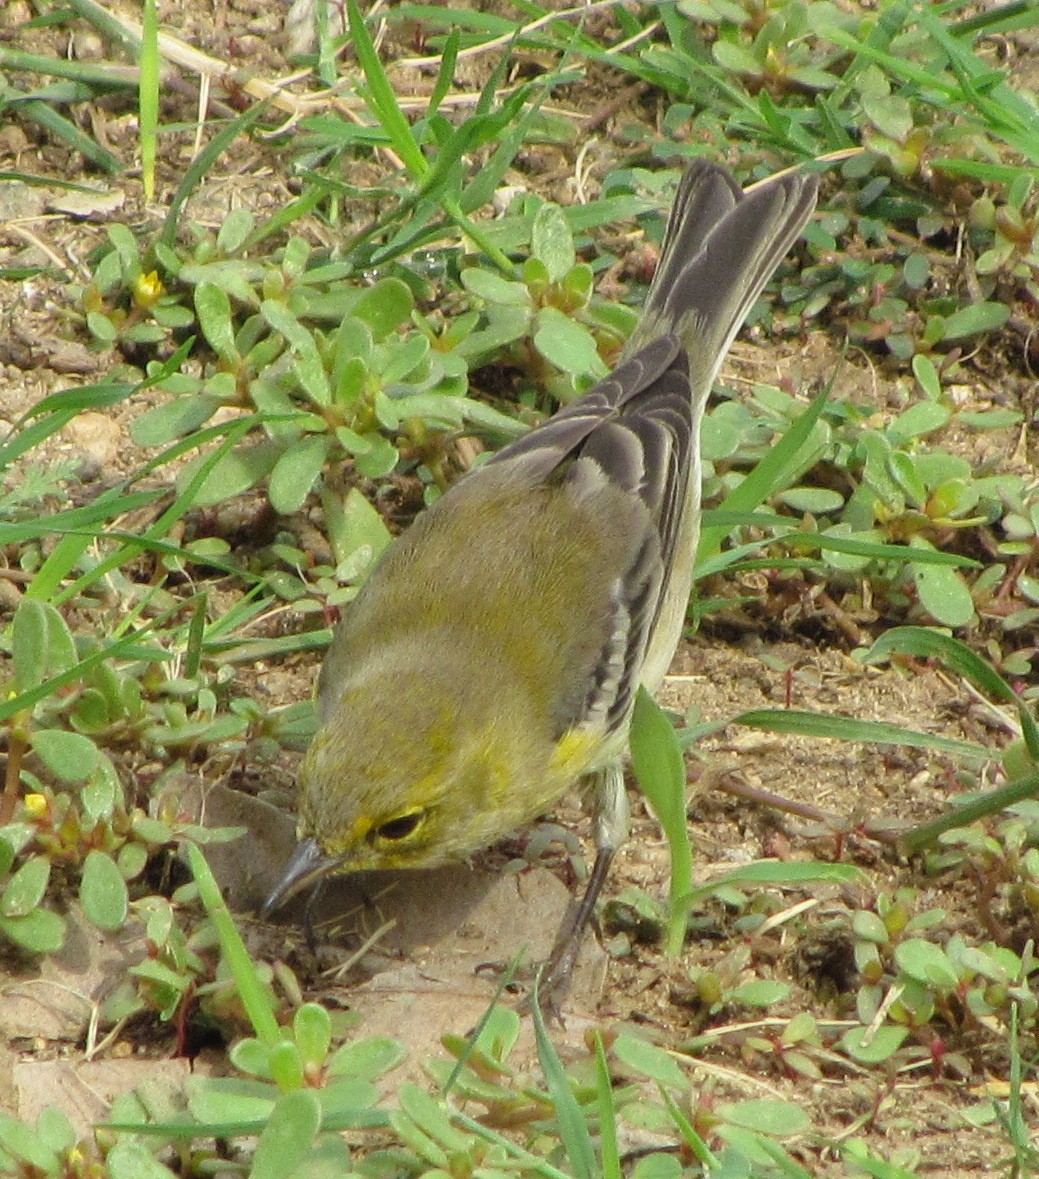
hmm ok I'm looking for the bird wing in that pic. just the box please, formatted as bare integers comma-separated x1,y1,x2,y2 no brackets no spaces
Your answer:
478,162,818,739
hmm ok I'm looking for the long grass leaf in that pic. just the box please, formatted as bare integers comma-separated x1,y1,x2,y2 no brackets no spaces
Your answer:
427,28,460,119
866,627,1039,762
8,93,121,173
0,614,172,724
347,0,426,177
160,100,272,248
592,1034,621,1179
1,491,163,548
530,984,597,1179
139,0,158,200
630,688,693,957
186,842,282,1046
102,1110,389,1136
47,418,256,606
734,708,991,762
697,385,831,561
900,769,1039,853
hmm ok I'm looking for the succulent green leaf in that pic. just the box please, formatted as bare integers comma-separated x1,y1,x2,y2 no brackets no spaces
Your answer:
863,92,913,139
381,333,430,385
716,1098,810,1136
81,850,129,931
325,487,393,573
107,1138,180,1179
31,729,101,783
886,400,950,445
712,39,762,75
293,1002,332,1068
195,281,239,362
911,546,976,628
353,435,399,479
0,908,65,953
533,307,607,380
730,979,791,1007
215,208,255,254
268,434,330,515
327,1036,407,1080
940,301,1010,340
352,278,414,338
229,1037,272,1079
895,938,960,989
532,202,576,281
117,842,149,881
461,268,531,307
612,1033,688,1088
839,1024,908,1064
249,1090,323,1179
268,1040,306,1092
176,439,282,507
81,769,118,823
0,1109,66,1170
911,352,941,399
777,487,845,514
1,855,51,918
12,599,76,692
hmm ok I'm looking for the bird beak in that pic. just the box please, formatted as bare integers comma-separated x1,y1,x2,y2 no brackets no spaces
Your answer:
261,837,338,917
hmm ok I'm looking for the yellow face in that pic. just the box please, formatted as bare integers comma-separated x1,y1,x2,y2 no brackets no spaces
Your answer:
298,722,494,873
294,678,583,878
263,709,608,916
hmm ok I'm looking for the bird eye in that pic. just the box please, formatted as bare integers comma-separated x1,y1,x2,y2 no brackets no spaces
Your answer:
373,811,424,841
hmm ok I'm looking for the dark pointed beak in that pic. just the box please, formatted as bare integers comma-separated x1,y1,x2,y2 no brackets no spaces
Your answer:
261,838,338,917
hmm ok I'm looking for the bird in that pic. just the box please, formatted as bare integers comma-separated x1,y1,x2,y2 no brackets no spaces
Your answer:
262,159,819,986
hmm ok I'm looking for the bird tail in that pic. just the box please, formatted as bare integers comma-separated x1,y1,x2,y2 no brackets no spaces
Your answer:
625,161,819,392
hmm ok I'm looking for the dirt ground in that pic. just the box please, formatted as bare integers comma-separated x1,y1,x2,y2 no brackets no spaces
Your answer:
1,0,1037,1173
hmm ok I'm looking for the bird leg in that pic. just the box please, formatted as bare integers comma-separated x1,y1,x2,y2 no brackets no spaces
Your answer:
532,763,630,1014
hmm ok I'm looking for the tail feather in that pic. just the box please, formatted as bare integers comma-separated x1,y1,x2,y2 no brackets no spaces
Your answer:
629,162,819,392
643,160,742,316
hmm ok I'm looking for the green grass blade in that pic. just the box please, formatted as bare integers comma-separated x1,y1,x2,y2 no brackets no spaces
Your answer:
592,1033,621,1179
160,100,272,249
900,769,1039,854
630,687,693,958
139,0,158,201
658,1086,718,1168
530,982,597,1179
4,89,121,173
186,842,282,1047
865,627,1039,762
102,1109,389,1136
450,1110,576,1179
0,613,171,724
697,384,831,561
0,47,137,89
426,28,460,118
733,708,991,762
346,0,426,177
29,417,255,605
698,512,980,570
680,860,861,913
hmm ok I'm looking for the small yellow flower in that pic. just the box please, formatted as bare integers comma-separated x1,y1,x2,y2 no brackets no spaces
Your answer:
133,270,164,309
24,793,49,819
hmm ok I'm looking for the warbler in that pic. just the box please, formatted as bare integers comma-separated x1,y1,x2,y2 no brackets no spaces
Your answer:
264,161,818,939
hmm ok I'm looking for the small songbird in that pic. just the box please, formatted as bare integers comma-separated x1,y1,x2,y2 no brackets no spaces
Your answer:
263,161,818,960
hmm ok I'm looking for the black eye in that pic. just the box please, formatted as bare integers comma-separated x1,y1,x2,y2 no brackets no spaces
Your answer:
374,812,423,841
